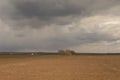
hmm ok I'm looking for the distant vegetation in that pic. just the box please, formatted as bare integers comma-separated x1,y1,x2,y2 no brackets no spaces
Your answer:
0,51,120,55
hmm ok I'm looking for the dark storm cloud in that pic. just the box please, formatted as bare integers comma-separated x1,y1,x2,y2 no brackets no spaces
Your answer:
12,0,120,18
1,0,120,29
4,0,84,29
0,0,120,52
13,0,82,19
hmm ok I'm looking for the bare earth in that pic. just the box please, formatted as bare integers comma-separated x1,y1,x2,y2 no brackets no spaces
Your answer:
0,55,120,80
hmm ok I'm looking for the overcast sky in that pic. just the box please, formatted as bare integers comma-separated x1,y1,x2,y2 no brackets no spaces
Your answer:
0,0,120,52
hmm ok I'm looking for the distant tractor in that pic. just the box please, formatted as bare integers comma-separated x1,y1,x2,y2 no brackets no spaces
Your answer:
58,50,75,56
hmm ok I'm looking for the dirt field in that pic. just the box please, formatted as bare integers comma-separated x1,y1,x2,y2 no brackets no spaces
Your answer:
0,55,120,80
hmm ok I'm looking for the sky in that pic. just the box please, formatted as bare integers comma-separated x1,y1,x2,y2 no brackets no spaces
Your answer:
0,0,120,52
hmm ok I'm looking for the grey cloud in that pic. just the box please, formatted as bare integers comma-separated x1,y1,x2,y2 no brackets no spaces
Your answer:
12,0,120,18
1,0,120,29
13,0,82,19
0,0,120,52
0,31,119,51
45,32,119,50
5,0,83,29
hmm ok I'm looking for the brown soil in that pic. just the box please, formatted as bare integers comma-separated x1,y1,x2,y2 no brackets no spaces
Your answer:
0,55,120,80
